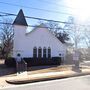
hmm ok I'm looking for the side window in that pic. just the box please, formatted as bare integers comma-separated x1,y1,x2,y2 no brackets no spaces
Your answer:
33,47,37,58
48,47,51,58
38,47,42,58
43,47,46,58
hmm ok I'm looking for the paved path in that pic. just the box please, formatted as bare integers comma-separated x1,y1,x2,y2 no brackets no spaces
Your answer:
0,64,89,87
2,75,90,90
0,65,90,87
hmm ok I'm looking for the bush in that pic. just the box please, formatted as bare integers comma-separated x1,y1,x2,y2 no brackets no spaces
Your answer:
5,57,16,67
5,57,61,67
51,57,61,65
23,57,61,66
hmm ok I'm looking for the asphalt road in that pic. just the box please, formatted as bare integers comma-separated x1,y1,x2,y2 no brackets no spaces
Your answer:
2,75,90,90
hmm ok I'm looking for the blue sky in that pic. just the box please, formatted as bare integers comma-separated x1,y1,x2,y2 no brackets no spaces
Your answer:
0,0,71,25
0,0,90,47
1,0,90,25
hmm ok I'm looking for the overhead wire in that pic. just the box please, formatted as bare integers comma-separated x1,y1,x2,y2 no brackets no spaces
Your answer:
0,21,68,30
0,11,88,28
0,11,86,26
0,21,89,33
37,0,76,10
0,11,72,24
0,1,73,15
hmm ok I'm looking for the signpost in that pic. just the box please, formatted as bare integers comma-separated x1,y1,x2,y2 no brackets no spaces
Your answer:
73,50,79,69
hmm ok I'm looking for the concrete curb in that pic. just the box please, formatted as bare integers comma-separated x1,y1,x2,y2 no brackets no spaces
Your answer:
6,69,90,84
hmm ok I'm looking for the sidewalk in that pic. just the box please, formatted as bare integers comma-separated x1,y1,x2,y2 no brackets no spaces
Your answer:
5,65,90,83
0,65,90,88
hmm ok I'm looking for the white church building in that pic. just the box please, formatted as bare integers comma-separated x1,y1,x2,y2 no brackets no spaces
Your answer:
12,9,66,60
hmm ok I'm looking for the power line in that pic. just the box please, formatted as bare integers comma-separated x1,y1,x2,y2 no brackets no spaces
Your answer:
37,0,76,10
0,11,89,27
0,22,89,33
0,1,73,15
0,21,69,31
0,11,72,24
0,14,11,17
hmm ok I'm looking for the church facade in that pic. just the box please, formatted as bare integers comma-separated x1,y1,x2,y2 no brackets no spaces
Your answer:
13,9,66,60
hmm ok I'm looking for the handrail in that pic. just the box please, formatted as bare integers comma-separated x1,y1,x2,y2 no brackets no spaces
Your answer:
22,59,27,65
16,59,27,73
22,59,27,72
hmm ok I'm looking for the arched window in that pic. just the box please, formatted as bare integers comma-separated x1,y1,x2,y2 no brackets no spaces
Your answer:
48,47,51,58
38,47,42,58
43,47,46,58
33,47,37,58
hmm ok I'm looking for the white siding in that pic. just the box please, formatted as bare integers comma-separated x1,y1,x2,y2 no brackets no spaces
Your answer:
13,25,66,58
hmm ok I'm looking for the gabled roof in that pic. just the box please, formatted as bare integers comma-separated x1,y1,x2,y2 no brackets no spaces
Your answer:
26,23,65,44
26,23,48,35
13,9,28,26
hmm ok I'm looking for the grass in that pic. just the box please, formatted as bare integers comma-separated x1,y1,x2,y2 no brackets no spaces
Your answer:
27,65,72,75
0,59,71,77
0,59,89,77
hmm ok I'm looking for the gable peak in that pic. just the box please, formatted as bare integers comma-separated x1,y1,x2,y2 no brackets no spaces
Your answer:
13,9,28,26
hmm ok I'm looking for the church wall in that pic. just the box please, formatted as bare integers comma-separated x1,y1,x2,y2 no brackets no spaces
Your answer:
13,25,66,59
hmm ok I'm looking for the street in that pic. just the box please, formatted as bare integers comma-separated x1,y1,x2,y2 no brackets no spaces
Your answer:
2,75,90,90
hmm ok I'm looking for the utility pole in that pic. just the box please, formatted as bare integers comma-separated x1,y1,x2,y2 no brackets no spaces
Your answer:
73,24,80,69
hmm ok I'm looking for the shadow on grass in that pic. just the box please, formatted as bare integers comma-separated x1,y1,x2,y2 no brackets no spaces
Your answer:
27,65,59,71
0,61,59,77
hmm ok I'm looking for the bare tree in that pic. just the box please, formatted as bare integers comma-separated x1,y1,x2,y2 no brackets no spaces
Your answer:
64,16,90,62
0,19,14,58
84,26,90,48
64,16,84,49
38,21,70,43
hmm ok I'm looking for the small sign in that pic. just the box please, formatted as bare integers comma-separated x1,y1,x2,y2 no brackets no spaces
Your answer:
73,52,79,61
